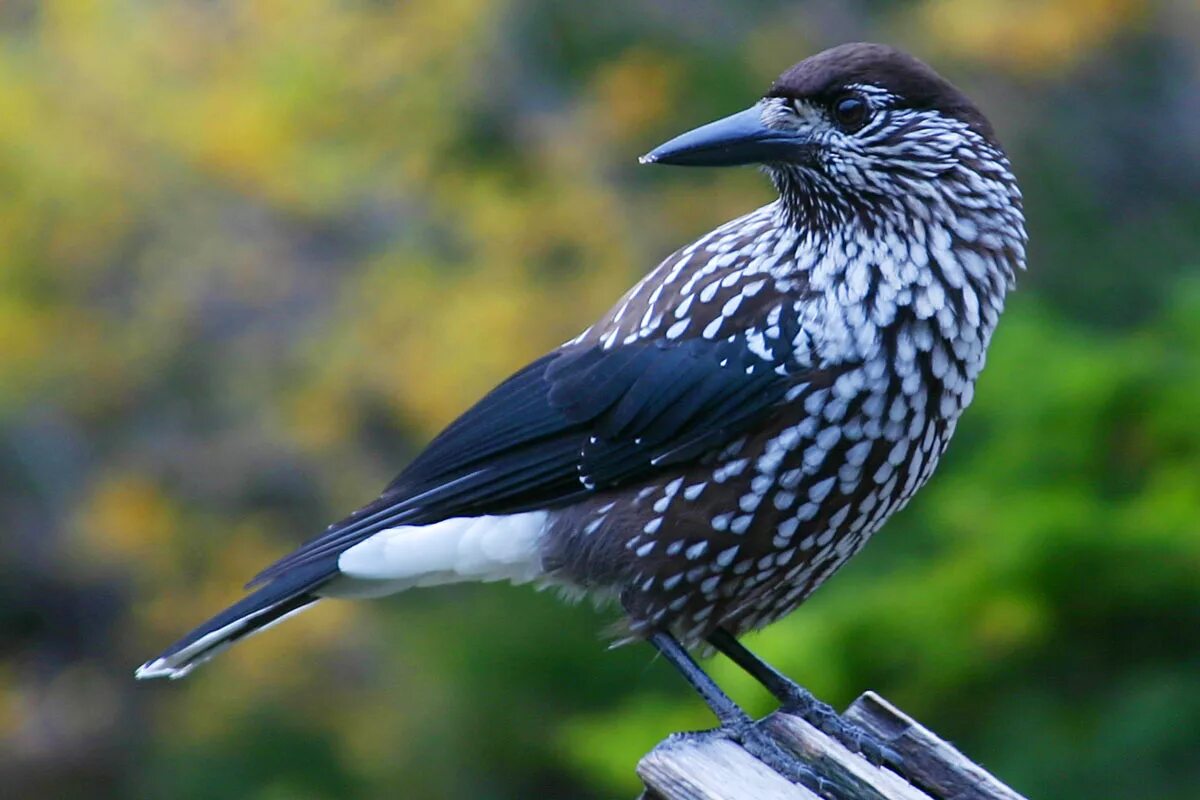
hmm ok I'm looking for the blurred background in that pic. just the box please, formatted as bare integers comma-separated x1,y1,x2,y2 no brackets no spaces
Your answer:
1,1,1198,798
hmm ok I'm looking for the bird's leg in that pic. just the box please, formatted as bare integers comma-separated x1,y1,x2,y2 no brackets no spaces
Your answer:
648,632,832,795
707,628,902,771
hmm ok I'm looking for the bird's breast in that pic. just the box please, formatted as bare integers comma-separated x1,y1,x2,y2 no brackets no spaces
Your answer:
542,210,1011,643
540,359,958,642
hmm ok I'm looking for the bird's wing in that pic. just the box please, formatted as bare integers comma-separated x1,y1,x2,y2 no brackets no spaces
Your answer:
248,336,804,586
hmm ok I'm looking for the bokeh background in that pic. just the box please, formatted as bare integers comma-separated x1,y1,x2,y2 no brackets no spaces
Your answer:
1,1,1198,798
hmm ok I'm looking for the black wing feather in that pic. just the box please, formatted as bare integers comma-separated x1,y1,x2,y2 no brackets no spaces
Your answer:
248,337,794,587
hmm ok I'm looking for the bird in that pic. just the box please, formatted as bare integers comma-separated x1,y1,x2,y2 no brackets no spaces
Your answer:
137,42,1026,786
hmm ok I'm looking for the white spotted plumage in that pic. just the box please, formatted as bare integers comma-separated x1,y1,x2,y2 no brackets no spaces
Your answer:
551,79,1025,645
137,45,1026,681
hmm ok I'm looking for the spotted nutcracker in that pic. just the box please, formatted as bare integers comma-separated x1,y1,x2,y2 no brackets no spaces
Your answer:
138,42,1026,784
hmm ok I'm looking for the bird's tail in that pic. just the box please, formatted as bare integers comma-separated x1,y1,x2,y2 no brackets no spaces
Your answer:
135,560,337,680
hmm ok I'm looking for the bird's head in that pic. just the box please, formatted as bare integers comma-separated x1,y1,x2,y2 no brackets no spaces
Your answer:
643,43,1023,244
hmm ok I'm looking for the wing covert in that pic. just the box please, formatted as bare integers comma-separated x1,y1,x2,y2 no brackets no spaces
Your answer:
248,337,797,586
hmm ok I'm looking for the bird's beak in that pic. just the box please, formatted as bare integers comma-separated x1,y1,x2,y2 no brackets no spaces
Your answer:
639,103,812,167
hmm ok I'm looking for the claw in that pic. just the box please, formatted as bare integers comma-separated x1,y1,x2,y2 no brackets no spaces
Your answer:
780,690,905,773
678,717,834,797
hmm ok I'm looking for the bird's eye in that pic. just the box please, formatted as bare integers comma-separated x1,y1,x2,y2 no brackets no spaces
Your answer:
831,94,870,132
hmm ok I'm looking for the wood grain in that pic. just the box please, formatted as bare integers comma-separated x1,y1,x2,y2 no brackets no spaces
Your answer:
637,692,1028,800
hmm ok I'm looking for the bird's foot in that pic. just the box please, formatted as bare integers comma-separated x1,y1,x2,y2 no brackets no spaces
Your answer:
672,714,836,797
779,686,903,771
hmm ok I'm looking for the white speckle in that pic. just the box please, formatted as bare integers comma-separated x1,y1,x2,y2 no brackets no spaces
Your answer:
817,427,841,450
700,576,721,595
756,447,786,476
744,330,772,361
716,546,740,568
714,458,748,483
838,463,861,491
777,517,800,540
721,294,743,318
636,541,655,557
665,319,689,339
846,440,872,467
785,384,809,402
674,293,695,319
780,468,803,489
739,493,762,513
776,425,804,452
803,389,828,416
684,482,707,500
862,392,885,419
808,476,836,503
644,518,663,535
686,541,708,560
828,505,850,528
930,343,949,378
796,502,819,522
803,444,827,470
730,515,753,535
822,398,848,422
834,372,866,403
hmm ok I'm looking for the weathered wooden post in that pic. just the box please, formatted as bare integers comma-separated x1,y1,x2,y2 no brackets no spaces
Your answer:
637,692,1027,800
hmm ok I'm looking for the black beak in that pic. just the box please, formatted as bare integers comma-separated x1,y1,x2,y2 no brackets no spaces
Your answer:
640,104,812,167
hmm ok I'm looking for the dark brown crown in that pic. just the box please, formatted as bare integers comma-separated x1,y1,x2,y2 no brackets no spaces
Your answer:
767,43,997,147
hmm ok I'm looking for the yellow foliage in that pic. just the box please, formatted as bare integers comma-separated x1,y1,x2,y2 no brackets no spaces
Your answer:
590,48,682,143
73,474,181,575
912,0,1146,73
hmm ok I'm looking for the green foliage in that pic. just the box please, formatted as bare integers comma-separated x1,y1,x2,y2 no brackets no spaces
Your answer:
0,2,1196,799
561,289,1200,797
